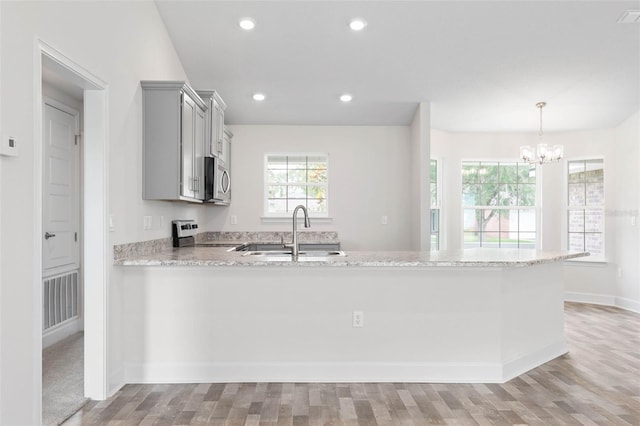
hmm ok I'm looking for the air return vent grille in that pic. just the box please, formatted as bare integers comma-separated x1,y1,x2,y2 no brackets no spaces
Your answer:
43,270,79,330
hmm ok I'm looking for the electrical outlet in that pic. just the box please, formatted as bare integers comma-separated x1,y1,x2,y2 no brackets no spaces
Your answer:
109,214,116,232
631,216,636,227
381,215,388,225
231,215,238,225
352,311,364,328
617,267,623,278
143,215,152,230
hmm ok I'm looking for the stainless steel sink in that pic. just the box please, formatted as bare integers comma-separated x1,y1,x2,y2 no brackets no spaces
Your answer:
242,250,346,262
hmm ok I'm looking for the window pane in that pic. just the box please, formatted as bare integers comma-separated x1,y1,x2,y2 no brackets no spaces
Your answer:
518,164,536,184
586,182,604,206
268,185,287,199
463,209,480,232
585,233,604,256
308,169,327,183
585,210,603,232
568,210,584,233
480,184,500,206
287,199,307,212
287,156,307,169
518,184,536,206
462,184,480,206
499,232,517,248
430,160,437,182
499,209,515,232
519,209,536,232
462,163,479,183
464,232,480,247
431,209,440,233
268,199,287,213
499,183,518,206
307,156,326,169
267,169,288,183
479,162,499,183
568,233,585,252
307,185,327,199
499,163,518,183
287,169,306,183
431,183,437,207
307,199,327,213
267,156,288,169
519,232,536,249
287,186,307,198
568,184,585,206
568,161,585,183
585,160,604,183
482,209,500,234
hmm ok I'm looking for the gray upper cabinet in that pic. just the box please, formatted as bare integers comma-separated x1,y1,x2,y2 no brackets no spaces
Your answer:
196,90,226,160
142,81,207,202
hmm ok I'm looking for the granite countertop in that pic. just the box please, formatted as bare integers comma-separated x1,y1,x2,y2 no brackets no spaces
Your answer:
114,246,588,268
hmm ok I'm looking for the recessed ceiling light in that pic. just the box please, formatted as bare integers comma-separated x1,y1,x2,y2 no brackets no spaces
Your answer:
252,93,266,101
239,17,256,30
617,10,640,23
349,18,367,31
339,94,353,103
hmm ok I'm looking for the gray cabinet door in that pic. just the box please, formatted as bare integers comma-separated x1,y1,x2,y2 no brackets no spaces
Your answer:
194,105,206,199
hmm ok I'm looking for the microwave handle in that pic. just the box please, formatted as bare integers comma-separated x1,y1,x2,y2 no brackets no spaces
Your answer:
221,170,230,194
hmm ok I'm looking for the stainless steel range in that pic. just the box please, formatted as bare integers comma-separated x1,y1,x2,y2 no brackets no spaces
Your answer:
171,220,198,247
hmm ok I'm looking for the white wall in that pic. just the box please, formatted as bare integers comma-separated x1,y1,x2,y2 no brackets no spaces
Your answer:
0,1,203,423
431,112,640,312
202,125,412,251
612,111,640,311
409,103,431,251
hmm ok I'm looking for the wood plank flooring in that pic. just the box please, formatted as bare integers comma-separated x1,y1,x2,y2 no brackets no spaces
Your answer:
63,303,640,425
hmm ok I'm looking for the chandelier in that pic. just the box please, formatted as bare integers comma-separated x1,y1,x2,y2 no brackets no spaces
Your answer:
520,102,563,164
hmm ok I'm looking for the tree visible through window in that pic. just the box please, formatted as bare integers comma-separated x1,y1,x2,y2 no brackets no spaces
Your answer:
462,161,537,248
265,154,328,216
567,159,604,258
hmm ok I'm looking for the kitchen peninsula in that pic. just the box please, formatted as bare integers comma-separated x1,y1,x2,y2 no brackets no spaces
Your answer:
114,239,586,385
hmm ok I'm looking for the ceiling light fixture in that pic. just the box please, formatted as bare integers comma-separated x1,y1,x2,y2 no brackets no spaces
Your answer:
252,93,266,101
520,102,563,165
239,17,256,30
349,18,367,31
617,10,640,23
339,94,353,103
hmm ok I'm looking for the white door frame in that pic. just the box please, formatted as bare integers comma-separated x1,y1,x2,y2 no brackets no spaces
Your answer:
35,40,109,416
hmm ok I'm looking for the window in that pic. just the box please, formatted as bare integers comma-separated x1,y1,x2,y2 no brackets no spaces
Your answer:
462,161,537,248
430,159,440,251
265,154,328,217
567,159,604,258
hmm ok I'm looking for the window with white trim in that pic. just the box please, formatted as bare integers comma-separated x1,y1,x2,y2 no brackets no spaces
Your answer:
265,154,328,217
430,159,440,251
567,159,604,258
462,161,537,248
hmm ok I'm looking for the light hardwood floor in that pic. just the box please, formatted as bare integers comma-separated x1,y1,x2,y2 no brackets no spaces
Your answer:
63,303,639,425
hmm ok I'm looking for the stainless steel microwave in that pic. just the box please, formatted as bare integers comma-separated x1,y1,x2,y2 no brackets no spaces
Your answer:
204,156,230,204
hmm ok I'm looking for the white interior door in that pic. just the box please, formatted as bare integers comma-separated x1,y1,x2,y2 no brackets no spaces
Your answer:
43,101,79,272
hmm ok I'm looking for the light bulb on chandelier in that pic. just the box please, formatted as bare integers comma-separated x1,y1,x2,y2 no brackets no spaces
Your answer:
520,102,563,165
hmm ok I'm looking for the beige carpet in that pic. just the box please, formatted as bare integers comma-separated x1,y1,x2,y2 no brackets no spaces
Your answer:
43,332,87,426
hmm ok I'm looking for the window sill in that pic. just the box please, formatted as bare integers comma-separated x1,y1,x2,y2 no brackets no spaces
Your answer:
565,256,608,266
261,216,333,224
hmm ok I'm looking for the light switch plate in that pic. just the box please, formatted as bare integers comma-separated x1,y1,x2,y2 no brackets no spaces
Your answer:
0,133,19,157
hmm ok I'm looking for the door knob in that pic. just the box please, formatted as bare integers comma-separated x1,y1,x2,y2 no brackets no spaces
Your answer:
45,232,56,240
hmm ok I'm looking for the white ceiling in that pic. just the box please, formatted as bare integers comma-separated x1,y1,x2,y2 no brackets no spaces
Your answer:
155,0,640,132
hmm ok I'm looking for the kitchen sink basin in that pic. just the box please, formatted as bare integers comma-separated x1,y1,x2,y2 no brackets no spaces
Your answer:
242,250,346,262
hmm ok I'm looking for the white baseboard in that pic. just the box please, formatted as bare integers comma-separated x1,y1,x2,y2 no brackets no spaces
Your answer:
564,291,616,307
42,318,82,348
565,291,640,313
615,296,640,314
502,340,567,382
124,358,552,385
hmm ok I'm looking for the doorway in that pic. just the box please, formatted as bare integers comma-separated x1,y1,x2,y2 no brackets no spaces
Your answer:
36,40,109,423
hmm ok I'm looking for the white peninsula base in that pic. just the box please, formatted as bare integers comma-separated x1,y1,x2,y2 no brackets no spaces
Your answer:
115,259,567,385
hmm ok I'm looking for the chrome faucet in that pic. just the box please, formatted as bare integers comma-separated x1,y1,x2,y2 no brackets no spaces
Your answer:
285,205,311,256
